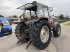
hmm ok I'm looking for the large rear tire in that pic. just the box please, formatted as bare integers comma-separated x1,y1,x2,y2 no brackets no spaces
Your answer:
15,22,29,43
31,20,51,49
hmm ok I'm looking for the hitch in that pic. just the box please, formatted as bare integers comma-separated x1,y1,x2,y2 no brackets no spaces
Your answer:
26,40,32,49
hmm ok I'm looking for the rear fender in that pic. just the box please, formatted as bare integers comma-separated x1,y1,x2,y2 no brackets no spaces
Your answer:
34,18,48,23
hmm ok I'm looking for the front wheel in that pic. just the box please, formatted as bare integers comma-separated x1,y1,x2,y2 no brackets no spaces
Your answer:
53,22,61,37
31,20,51,49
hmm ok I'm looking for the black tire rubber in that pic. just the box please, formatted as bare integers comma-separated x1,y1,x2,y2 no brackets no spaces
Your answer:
53,23,61,37
15,22,29,42
15,23,23,40
31,20,51,49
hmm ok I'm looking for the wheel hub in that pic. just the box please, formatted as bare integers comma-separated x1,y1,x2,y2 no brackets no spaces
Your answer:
58,27,61,35
40,26,49,43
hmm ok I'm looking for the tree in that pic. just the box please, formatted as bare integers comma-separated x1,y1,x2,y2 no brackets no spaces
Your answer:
59,14,65,20
12,15,18,18
65,16,69,20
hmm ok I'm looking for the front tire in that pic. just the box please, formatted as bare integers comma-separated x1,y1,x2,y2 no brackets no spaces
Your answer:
53,22,61,37
31,20,51,49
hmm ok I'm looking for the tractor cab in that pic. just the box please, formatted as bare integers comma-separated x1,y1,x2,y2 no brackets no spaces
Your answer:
17,1,53,21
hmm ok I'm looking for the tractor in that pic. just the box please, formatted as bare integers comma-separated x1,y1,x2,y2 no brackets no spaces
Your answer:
15,1,61,49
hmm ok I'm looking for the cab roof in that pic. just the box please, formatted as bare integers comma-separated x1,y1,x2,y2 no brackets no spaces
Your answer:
17,1,48,11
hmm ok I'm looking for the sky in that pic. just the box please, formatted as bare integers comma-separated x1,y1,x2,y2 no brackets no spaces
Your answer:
0,0,70,17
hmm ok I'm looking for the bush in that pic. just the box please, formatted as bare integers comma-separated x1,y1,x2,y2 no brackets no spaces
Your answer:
54,20,67,23
65,22,70,25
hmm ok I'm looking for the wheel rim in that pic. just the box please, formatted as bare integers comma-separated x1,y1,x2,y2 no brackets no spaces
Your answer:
40,26,49,43
58,27,61,35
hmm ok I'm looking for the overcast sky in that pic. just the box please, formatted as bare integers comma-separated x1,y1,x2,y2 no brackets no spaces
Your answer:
0,0,70,17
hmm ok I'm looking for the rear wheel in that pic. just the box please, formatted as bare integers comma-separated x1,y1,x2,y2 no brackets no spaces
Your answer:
31,20,51,49
15,22,29,43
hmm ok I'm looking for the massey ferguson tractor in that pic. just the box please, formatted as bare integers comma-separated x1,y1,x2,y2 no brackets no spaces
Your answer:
15,1,61,49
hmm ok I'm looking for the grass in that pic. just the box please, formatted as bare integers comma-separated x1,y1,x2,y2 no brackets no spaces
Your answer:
54,20,67,23
65,21,70,25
